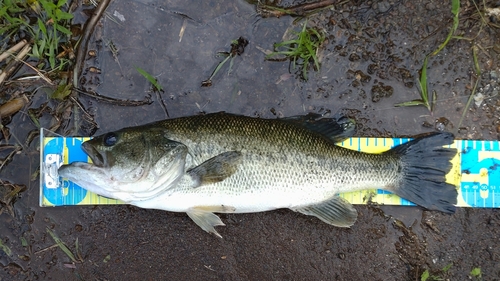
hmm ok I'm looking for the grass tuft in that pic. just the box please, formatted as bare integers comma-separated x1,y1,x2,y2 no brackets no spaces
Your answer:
266,21,325,81
1,0,74,71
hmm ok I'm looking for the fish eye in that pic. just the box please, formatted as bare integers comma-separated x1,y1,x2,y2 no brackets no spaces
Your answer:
103,132,118,146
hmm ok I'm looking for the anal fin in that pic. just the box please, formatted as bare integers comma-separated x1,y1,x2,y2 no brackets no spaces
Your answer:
186,205,236,238
293,196,358,227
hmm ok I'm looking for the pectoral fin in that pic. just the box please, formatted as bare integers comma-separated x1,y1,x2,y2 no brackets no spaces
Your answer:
293,196,358,227
186,205,236,238
187,151,242,188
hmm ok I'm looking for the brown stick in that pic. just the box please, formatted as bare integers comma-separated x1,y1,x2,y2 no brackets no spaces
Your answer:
73,0,112,88
73,88,153,106
288,0,336,15
257,0,338,17
0,39,27,62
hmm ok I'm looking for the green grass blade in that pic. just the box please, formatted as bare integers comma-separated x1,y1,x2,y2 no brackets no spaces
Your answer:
20,237,28,247
421,269,429,281
207,55,231,80
470,267,481,277
472,45,481,76
55,9,74,20
75,237,84,261
57,0,69,8
39,0,56,19
48,43,56,69
37,18,47,37
0,5,8,17
451,0,459,17
55,24,72,35
50,81,72,100
0,239,12,256
431,0,460,56
394,100,426,107
442,263,453,273
301,20,308,33
419,56,429,105
395,56,433,112
39,39,46,57
228,56,234,75
32,42,40,58
457,46,482,129
135,67,163,91
46,228,77,262
431,90,437,112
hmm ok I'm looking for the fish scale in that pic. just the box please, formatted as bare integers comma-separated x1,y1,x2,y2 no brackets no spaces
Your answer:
59,112,458,237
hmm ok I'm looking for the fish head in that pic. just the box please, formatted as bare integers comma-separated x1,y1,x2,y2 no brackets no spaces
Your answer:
58,127,188,202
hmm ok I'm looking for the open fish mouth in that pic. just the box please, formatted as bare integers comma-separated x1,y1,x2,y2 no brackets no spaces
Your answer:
81,142,105,167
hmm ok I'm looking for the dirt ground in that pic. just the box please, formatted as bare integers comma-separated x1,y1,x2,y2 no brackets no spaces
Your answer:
1,0,500,280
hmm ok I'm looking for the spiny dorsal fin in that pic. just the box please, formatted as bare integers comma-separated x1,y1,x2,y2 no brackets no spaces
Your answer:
281,113,356,143
187,151,242,188
293,196,358,227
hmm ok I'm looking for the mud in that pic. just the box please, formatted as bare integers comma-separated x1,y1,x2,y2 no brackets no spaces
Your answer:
1,0,500,280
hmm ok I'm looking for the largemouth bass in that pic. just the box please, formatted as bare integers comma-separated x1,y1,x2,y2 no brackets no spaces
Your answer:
59,112,457,237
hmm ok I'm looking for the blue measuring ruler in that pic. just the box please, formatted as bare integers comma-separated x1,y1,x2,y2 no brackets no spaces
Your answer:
40,133,500,208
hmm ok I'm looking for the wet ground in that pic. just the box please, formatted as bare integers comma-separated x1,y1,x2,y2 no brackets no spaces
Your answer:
1,0,500,280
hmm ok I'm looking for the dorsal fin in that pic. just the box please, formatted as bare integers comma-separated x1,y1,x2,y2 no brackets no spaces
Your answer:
281,113,356,143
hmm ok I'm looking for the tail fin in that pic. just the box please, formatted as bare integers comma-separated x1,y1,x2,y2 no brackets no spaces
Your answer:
386,132,457,213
